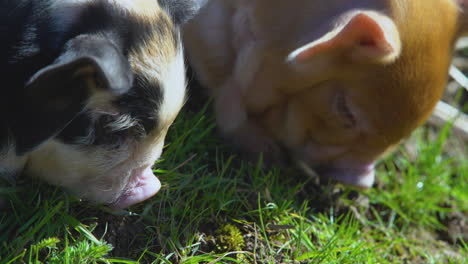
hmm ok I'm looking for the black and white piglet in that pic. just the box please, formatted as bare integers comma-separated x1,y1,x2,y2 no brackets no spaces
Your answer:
0,0,193,209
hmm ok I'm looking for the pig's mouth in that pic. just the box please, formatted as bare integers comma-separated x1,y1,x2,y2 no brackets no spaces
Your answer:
109,164,161,210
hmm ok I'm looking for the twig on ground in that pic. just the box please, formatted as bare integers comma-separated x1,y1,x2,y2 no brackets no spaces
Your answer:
449,65,468,92
430,101,468,140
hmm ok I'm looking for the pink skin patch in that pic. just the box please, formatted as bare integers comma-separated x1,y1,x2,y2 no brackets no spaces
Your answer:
110,166,161,210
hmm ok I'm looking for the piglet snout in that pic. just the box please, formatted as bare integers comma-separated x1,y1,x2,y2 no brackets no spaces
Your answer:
110,165,161,210
316,163,375,188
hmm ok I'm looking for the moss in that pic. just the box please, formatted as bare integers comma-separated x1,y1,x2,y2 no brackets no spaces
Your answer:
215,224,245,252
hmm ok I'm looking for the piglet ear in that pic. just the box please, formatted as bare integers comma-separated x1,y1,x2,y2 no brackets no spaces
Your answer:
29,34,134,95
288,12,401,65
158,0,207,25
12,34,133,155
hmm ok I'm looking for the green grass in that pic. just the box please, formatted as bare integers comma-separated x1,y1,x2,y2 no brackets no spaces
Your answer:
1,103,467,263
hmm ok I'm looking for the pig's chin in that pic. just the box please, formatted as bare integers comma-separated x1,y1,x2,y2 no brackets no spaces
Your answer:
109,165,161,210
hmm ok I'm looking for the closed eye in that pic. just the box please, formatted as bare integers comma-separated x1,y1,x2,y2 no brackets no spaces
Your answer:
334,92,356,128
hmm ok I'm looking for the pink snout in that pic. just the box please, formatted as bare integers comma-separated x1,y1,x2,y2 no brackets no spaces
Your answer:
316,163,376,188
110,165,161,210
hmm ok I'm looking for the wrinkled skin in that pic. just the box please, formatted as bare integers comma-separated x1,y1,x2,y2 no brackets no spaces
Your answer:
184,0,466,187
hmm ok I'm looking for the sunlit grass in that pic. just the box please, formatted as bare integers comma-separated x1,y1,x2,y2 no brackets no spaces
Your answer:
1,103,466,263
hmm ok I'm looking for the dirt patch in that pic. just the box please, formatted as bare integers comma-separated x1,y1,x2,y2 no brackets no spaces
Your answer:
78,208,149,258
439,209,468,244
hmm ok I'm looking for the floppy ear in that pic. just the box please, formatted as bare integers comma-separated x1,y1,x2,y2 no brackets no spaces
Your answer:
158,0,207,25
288,11,402,65
12,34,133,155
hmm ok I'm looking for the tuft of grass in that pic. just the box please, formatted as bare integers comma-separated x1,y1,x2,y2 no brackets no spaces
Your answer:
1,103,467,263
366,124,467,229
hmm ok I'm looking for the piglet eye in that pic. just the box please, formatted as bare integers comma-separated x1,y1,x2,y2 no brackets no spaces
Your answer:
93,72,105,89
334,92,356,128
